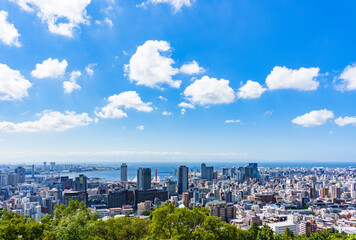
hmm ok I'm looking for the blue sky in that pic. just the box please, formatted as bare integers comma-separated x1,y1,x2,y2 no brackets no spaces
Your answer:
0,0,356,164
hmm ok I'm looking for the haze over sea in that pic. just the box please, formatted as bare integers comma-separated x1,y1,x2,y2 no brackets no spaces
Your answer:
57,161,356,181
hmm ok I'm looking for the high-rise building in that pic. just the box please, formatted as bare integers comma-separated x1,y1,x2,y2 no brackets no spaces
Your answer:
50,162,56,170
63,191,88,206
107,190,128,208
351,182,356,198
244,166,254,179
193,190,199,203
201,163,206,179
31,164,35,178
178,165,188,194
74,174,88,192
299,221,316,236
206,166,214,181
207,201,236,222
320,187,329,198
121,163,128,182
15,166,26,183
137,168,151,191
7,174,18,186
182,192,190,207
331,187,341,199
249,163,259,178
165,180,177,195
0,174,7,186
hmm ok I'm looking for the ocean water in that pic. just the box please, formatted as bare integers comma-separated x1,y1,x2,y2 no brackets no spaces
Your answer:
57,161,356,181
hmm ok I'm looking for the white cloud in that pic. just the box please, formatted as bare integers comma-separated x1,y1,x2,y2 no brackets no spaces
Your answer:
0,11,21,47
158,96,168,101
137,125,144,130
335,116,356,127
96,91,153,119
141,0,193,11
178,102,195,109
31,58,68,79
183,76,235,106
10,0,91,37
0,110,93,132
178,102,194,115
237,80,267,99
292,109,334,127
95,17,113,27
225,119,240,124
266,66,320,91
63,71,81,94
85,63,96,76
0,63,32,101
180,61,205,75
337,64,356,91
162,111,172,116
124,40,181,89
264,110,273,116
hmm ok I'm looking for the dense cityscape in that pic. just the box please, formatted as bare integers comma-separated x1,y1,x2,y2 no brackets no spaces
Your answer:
1,162,356,238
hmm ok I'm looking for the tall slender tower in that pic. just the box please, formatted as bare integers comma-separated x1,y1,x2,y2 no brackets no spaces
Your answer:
178,165,189,194
201,163,206,179
121,163,128,181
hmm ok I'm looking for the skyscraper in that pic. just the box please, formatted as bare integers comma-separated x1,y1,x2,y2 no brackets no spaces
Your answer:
206,166,214,181
244,166,254,179
31,164,35,178
137,168,151,191
201,163,206,179
249,163,259,178
15,166,25,183
50,162,56,170
121,163,128,181
178,165,188,194
74,174,88,192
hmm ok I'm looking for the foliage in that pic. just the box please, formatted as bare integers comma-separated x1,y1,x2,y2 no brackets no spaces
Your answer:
0,201,354,240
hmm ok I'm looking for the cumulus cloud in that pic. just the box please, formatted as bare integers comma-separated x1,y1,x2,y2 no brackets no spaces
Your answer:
237,80,267,99
0,110,93,132
162,111,172,116
180,61,205,75
85,63,96,76
158,96,168,101
31,58,68,79
337,64,356,91
95,17,113,27
292,109,334,127
225,120,241,124
10,0,91,37
124,40,181,89
335,116,356,127
63,71,81,94
0,11,21,47
183,76,235,106
139,0,193,11
137,125,144,130
178,102,195,109
266,66,320,91
0,63,32,101
96,91,153,119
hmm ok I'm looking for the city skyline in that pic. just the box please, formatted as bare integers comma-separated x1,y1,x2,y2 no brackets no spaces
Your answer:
1,0,356,163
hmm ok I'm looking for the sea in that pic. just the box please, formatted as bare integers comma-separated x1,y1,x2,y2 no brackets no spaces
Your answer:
53,161,356,182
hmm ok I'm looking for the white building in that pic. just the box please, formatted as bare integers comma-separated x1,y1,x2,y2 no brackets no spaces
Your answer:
267,221,299,235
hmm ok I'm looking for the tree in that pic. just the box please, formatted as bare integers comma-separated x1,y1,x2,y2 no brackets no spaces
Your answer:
283,227,294,240
257,225,274,240
249,222,260,239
